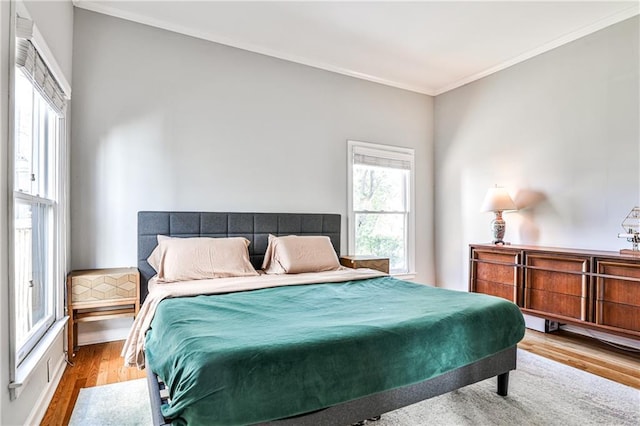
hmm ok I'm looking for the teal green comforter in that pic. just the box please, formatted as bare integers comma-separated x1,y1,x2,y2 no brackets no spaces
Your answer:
145,277,525,425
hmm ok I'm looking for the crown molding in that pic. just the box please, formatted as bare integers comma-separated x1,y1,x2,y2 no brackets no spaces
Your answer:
74,1,639,97
72,0,436,95
433,4,639,95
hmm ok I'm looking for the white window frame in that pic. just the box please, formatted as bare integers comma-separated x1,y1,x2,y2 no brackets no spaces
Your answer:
12,76,60,364
347,140,415,278
7,3,70,400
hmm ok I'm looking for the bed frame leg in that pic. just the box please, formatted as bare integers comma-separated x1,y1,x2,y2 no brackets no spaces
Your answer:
497,372,509,396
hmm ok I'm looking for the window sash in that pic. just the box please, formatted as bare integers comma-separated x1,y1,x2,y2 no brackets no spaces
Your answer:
15,69,59,198
348,140,415,276
13,197,56,363
353,163,410,213
355,212,409,274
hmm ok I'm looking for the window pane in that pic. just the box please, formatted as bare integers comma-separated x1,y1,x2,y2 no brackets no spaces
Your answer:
15,71,34,194
14,203,33,350
36,94,56,198
355,213,407,273
14,69,58,199
45,107,58,198
14,200,55,358
353,164,408,212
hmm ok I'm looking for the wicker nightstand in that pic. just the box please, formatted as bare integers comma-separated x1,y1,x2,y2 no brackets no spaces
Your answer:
67,267,139,357
339,255,390,273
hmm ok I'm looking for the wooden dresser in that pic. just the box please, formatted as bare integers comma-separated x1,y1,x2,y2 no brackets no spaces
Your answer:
469,244,640,340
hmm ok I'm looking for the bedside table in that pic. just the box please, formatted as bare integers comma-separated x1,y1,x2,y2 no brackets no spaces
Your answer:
340,255,390,273
67,267,139,357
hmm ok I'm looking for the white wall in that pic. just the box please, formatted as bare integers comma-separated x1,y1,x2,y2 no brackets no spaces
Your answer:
434,16,639,291
70,9,435,285
0,1,74,424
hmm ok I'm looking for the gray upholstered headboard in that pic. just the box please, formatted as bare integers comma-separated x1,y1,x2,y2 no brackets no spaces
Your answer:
137,211,341,302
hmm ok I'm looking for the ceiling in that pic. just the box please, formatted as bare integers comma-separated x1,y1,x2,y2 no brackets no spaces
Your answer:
73,1,639,96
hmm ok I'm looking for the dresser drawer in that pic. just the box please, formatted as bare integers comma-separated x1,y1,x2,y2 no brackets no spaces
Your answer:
525,254,589,296
526,289,584,320
474,279,517,302
595,260,640,307
469,248,521,303
595,260,640,331
524,254,589,320
70,267,138,306
598,303,640,332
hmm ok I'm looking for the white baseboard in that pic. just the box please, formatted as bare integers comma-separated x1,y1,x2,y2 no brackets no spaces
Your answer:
560,324,640,351
524,314,639,350
523,314,558,333
25,351,67,425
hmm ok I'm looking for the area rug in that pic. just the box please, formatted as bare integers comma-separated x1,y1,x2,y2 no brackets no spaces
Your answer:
69,350,639,425
68,377,151,426
378,349,639,426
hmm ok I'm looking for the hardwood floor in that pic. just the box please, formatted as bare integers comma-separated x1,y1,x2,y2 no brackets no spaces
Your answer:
518,329,640,389
40,329,639,425
40,340,145,426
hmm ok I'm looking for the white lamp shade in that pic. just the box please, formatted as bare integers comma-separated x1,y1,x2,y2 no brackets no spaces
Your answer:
481,187,517,212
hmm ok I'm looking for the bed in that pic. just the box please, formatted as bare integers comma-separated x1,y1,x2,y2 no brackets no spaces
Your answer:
126,211,525,426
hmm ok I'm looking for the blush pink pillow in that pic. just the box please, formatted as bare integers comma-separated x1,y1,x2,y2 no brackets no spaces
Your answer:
148,236,258,282
262,234,340,274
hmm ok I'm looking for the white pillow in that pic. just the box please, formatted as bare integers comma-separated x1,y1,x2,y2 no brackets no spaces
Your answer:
262,234,340,274
147,236,258,282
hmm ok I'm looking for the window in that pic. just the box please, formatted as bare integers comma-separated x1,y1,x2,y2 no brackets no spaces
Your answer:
13,68,60,363
10,15,68,391
348,141,415,275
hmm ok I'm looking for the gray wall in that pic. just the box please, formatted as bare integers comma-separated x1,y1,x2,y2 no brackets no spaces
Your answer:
434,16,639,290
70,10,435,284
0,1,73,424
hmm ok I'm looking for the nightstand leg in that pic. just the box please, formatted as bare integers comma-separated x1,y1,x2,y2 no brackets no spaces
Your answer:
68,312,76,357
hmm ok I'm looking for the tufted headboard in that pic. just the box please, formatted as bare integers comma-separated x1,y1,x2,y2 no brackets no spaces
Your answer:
137,211,341,302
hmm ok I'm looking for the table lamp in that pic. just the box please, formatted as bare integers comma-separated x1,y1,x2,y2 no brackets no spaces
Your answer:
481,186,517,244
